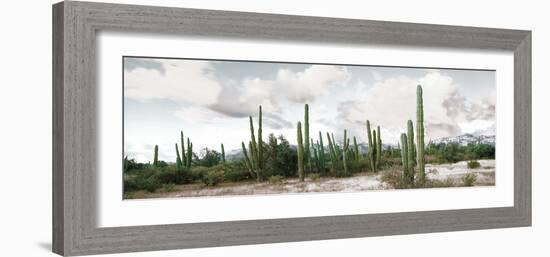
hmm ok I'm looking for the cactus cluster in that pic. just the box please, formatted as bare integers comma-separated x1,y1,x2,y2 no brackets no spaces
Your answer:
399,85,426,186
241,105,264,182
366,121,382,172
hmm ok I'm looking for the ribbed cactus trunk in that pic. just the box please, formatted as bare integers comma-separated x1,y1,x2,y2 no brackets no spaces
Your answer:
311,139,319,172
304,104,310,173
186,138,192,168
416,85,426,184
353,136,359,161
249,116,258,171
342,129,349,175
319,131,325,172
376,126,382,165
400,133,409,183
257,105,263,179
180,131,186,167
372,129,378,169
327,132,337,173
175,143,182,172
153,145,159,166
221,143,226,163
241,142,255,177
297,122,305,182
406,120,415,184
366,120,376,172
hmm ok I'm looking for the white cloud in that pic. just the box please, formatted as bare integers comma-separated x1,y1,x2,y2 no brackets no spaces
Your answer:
336,72,495,144
125,60,222,105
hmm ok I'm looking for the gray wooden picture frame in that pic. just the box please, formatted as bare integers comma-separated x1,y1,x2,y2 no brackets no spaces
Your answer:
52,1,531,256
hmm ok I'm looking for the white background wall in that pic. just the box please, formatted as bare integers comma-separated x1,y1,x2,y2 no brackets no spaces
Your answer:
0,0,547,256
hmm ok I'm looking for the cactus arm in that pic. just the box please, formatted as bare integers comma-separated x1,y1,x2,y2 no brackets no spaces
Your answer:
241,142,255,178
304,104,310,172
342,129,348,174
319,131,325,171
366,120,375,172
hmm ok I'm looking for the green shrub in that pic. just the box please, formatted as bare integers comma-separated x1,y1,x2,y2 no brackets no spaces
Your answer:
308,173,321,181
189,166,210,181
162,183,176,192
268,175,285,184
154,166,191,185
462,173,477,186
380,169,409,189
467,160,481,169
223,162,250,182
348,159,371,173
201,170,224,186
124,172,162,193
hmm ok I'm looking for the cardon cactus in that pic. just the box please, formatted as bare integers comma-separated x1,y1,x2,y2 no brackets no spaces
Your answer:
353,136,360,160
241,106,264,182
376,126,382,165
221,143,226,163
342,129,349,175
400,133,409,182
153,145,159,166
297,122,305,181
327,132,337,172
318,131,326,172
186,138,192,168
304,104,310,172
175,143,182,172
366,120,377,172
184,131,187,167
416,85,425,184
407,120,415,183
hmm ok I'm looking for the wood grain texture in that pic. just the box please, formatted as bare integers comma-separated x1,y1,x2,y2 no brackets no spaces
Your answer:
52,1,532,256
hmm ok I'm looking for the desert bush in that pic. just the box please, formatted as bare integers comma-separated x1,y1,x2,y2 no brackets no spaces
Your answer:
380,169,409,189
124,171,162,192
462,173,477,186
348,159,371,173
219,162,250,182
189,166,210,181
153,166,191,185
201,170,224,187
308,173,321,181
467,160,481,169
268,175,285,184
162,183,176,192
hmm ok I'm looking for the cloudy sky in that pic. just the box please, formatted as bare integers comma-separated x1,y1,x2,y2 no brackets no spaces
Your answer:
124,57,495,163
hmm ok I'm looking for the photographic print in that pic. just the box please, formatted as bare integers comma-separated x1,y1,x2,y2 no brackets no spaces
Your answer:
123,57,496,199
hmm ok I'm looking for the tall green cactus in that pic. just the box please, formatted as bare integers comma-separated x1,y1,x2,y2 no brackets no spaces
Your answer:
241,106,264,182
372,129,378,169
318,131,325,172
416,85,425,184
297,122,305,181
353,136,359,160
342,129,349,175
407,120,415,183
400,133,409,183
366,120,376,172
175,143,183,172
376,126,382,165
258,105,263,173
180,131,186,167
327,132,337,172
304,104,310,173
221,143,226,163
153,145,159,166
241,142,255,177
186,138,192,168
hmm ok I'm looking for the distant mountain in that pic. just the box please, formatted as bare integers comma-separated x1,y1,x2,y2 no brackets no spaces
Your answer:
429,134,495,146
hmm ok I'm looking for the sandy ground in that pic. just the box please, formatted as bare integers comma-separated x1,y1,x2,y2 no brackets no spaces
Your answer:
131,160,495,199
